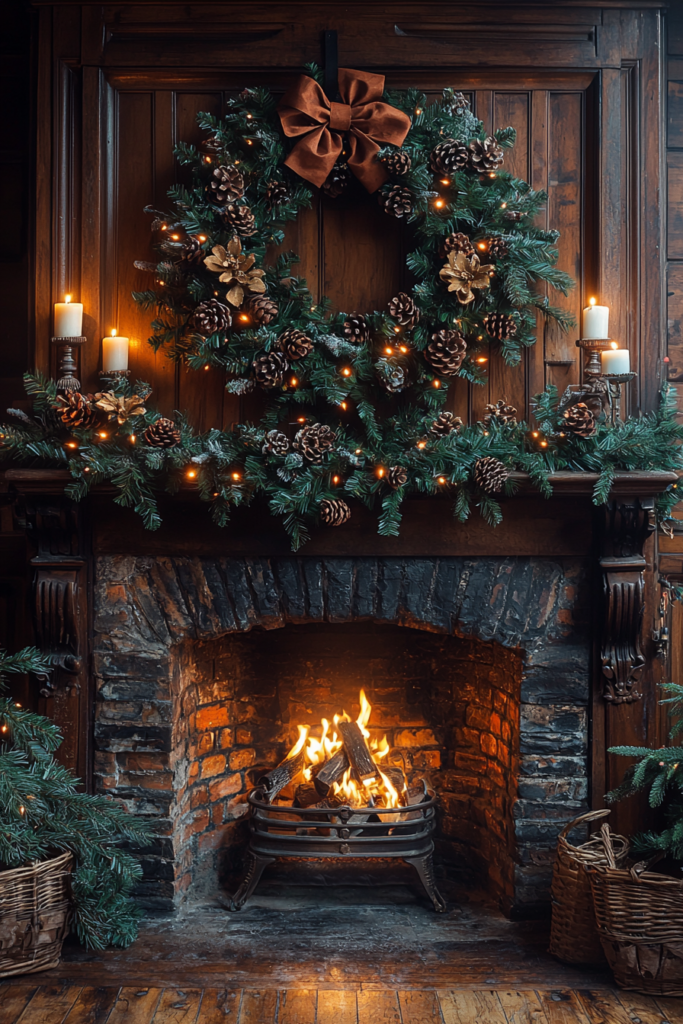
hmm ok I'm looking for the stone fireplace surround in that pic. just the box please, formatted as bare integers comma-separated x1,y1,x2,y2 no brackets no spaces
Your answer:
93,554,590,917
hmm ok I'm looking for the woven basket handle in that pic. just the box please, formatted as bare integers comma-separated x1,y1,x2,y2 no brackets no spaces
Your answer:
558,808,611,842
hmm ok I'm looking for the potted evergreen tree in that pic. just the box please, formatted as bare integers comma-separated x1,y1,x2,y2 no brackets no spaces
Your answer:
587,683,683,994
0,646,151,977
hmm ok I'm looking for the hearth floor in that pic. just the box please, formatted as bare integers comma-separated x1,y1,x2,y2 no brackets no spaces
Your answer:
0,881,627,999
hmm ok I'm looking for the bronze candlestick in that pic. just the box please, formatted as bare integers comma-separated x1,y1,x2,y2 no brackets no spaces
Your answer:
51,336,87,392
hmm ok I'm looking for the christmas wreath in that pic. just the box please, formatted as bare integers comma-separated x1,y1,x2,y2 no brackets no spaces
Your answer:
2,68,682,547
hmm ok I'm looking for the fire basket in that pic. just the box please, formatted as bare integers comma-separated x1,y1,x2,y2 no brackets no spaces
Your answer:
228,786,446,912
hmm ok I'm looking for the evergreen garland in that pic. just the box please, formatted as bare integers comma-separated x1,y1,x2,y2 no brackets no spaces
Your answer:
0,76,681,546
0,647,152,949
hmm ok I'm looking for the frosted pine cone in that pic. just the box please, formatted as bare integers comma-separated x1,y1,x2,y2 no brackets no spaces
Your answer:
487,237,509,259
262,430,290,456
322,162,351,198
265,180,288,209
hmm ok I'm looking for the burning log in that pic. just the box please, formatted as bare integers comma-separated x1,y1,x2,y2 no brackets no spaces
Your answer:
293,783,321,808
380,766,406,795
258,725,308,802
313,748,349,797
338,720,377,784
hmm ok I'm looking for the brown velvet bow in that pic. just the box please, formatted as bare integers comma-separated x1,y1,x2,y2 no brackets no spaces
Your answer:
278,68,411,193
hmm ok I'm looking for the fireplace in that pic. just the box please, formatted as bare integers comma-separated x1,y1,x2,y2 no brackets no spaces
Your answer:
93,553,590,917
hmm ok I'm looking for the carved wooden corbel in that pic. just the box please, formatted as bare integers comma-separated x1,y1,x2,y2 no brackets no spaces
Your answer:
17,493,90,779
600,498,655,703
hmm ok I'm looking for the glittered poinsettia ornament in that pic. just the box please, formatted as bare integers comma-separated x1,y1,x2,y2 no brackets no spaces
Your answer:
439,251,494,304
203,237,266,307
95,392,147,425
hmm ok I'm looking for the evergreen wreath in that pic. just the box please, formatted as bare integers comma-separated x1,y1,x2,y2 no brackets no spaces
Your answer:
1,72,682,547
0,647,152,949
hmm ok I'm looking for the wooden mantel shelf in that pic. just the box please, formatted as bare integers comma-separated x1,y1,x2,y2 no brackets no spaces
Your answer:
1,468,675,558
1,468,677,497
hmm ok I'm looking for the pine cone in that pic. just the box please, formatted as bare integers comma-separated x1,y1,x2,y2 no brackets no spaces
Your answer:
424,330,467,377
429,411,463,436
192,299,232,336
484,400,517,427
468,137,505,172
208,164,245,205
252,351,289,389
265,180,288,209
294,423,337,463
223,204,257,237
322,161,351,198
429,138,468,176
278,328,313,361
387,466,408,488
56,392,97,429
262,430,290,456
378,185,413,218
442,232,475,258
562,403,596,438
388,292,420,329
473,456,509,494
379,364,406,392
320,498,351,526
483,313,517,341
180,237,205,265
487,237,509,259
382,150,411,176
343,314,371,345
243,293,279,326
144,417,181,448
442,89,470,116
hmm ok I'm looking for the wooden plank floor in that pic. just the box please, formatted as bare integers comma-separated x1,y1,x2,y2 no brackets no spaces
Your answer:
1,986,682,1024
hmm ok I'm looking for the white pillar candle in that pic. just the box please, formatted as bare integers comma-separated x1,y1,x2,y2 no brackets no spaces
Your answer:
102,330,129,371
582,298,609,340
601,345,630,375
54,296,83,337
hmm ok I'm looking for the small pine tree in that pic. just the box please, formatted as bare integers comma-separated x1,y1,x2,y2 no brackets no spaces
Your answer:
0,647,152,949
607,682,683,860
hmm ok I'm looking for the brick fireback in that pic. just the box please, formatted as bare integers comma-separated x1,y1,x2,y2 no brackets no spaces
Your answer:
93,555,591,915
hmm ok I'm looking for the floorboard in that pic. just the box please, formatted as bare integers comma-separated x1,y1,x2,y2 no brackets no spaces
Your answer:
0,985,676,1024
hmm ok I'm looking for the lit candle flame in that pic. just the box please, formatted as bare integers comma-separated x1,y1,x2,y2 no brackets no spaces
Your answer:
65,295,71,304
111,329,117,337
589,297,596,307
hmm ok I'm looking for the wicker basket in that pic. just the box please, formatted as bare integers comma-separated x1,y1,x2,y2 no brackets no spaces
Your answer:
0,851,72,978
549,809,629,964
587,826,683,996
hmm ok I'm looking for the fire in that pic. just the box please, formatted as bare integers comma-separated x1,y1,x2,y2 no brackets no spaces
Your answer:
284,689,403,809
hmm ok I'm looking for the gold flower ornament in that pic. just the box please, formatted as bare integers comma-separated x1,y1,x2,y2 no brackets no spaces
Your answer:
95,392,146,425
439,251,494,305
204,237,266,307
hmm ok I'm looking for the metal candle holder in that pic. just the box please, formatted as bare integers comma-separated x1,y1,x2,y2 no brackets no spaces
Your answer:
98,369,131,382
575,338,613,377
51,336,87,392
603,372,637,427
